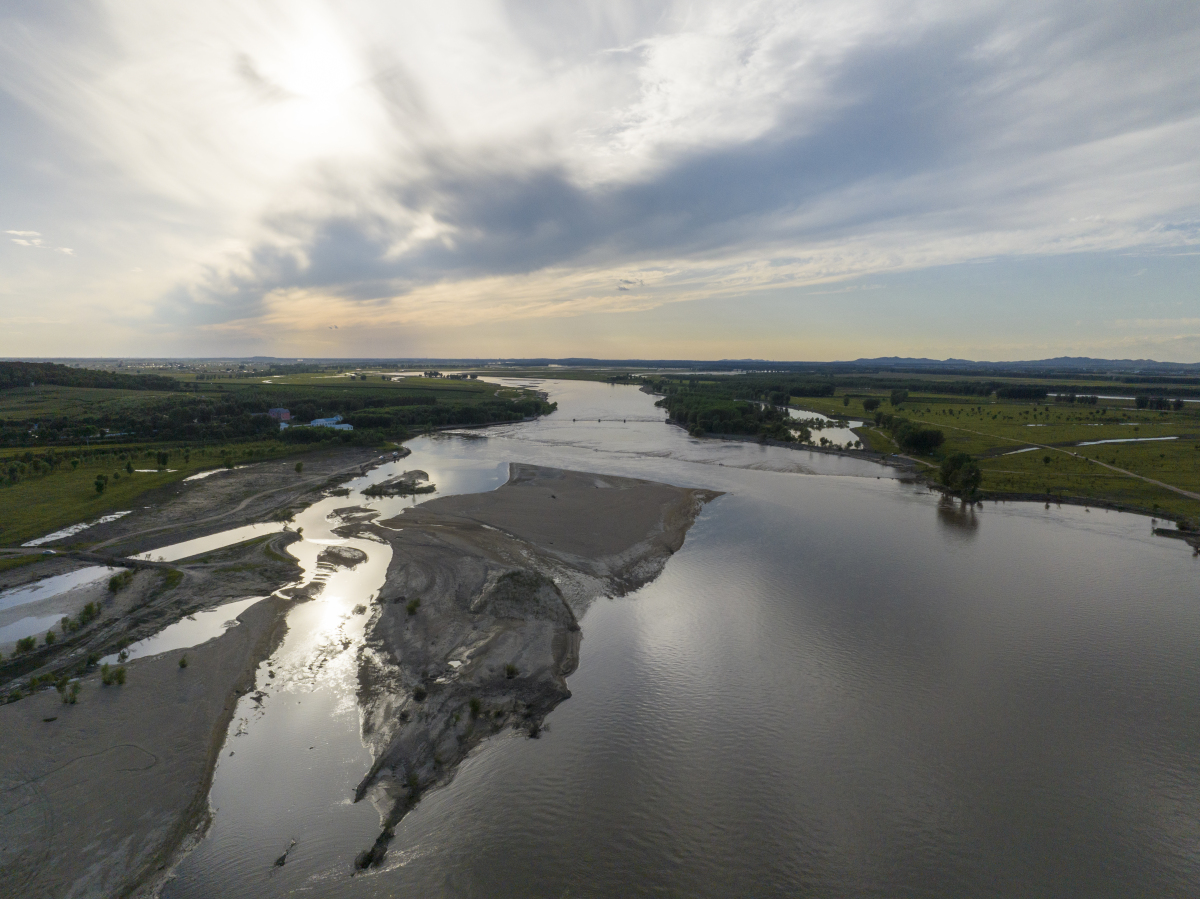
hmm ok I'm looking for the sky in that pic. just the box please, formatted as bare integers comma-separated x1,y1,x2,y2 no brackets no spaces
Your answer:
1,0,1198,361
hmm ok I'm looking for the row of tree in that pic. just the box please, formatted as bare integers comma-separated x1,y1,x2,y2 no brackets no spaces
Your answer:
0,362,178,392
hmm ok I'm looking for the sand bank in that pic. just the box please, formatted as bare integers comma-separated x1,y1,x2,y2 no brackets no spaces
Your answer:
345,464,720,867
0,595,293,898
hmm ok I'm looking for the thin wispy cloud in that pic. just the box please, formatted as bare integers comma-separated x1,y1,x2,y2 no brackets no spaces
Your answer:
0,0,1197,358
6,229,73,254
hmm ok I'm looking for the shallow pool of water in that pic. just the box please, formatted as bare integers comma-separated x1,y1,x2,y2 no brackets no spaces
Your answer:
0,566,117,613
1077,436,1179,446
101,596,266,665
0,614,67,646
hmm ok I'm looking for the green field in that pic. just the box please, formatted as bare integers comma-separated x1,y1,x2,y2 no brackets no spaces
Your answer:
0,385,177,420
791,392,1200,520
0,440,312,546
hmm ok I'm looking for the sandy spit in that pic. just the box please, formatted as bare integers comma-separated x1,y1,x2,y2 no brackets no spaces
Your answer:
345,464,721,868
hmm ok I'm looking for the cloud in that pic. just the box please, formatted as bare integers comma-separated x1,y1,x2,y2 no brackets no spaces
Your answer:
0,0,1198,354
6,229,73,254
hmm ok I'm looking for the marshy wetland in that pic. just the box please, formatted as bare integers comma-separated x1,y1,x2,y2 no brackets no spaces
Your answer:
3,378,1200,897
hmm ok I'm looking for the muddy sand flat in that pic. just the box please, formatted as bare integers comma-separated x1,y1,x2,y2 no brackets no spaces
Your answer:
0,596,291,899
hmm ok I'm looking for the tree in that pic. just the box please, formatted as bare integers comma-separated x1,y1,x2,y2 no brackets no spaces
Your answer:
890,389,909,406
295,461,303,474
1135,395,1149,409
862,398,881,412
940,452,983,498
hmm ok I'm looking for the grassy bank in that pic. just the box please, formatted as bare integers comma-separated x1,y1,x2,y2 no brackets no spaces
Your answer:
790,392,1200,520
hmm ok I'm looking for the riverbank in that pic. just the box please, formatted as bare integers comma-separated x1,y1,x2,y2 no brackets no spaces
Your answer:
668,420,922,478
0,593,295,899
343,464,720,869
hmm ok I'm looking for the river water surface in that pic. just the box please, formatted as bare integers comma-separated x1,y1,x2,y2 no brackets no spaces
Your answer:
146,379,1199,898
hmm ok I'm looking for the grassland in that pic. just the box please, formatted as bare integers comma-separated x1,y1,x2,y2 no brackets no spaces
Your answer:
0,441,308,546
791,392,1200,521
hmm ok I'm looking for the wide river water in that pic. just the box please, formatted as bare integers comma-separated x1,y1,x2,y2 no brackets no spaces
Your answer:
145,379,1200,897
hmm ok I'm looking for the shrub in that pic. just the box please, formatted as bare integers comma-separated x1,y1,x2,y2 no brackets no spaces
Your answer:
114,666,126,685
405,598,420,616
44,630,56,646
15,636,36,654
412,685,427,702
295,462,303,474
179,655,188,669
162,569,183,589
505,663,518,679
469,697,481,719
108,570,134,592
101,663,113,685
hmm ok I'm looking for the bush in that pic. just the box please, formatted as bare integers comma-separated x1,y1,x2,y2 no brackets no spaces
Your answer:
179,655,188,669
877,414,944,454
108,570,134,592
405,598,421,616
114,666,126,685
412,685,427,702
44,630,56,646
505,663,518,679
862,398,881,412
15,636,36,654
469,697,482,718
295,462,303,474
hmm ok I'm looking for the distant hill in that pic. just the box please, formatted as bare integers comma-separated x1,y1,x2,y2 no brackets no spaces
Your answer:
848,356,1200,372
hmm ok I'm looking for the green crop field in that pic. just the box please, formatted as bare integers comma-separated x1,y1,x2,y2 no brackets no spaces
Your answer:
0,385,176,420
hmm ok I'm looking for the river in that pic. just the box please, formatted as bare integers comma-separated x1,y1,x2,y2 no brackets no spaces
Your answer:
141,379,1200,897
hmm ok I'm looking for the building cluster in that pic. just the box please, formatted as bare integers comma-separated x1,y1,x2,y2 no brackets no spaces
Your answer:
266,408,353,431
